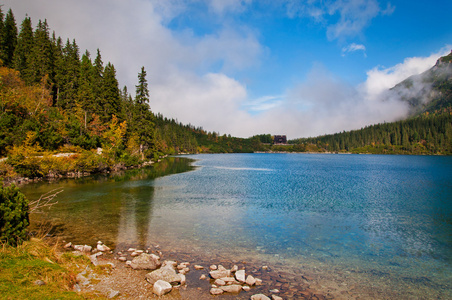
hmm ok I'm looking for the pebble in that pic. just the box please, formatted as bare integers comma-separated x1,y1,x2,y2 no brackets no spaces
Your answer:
200,274,207,280
210,288,224,295
242,285,251,291
214,279,226,286
251,294,271,300
220,284,242,294
246,275,257,286
153,280,172,296
194,265,204,270
118,257,127,262
271,296,283,300
210,264,218,270
270,288,280,293
34,280,46,286
235,269,246,282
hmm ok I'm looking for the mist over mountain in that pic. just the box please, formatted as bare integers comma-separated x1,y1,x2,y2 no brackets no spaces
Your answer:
385,51,452,116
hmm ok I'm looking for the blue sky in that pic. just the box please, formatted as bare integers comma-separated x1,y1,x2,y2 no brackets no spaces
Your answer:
5,0,452,138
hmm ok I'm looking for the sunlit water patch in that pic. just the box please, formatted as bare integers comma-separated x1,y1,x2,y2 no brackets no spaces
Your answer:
22,154,452,299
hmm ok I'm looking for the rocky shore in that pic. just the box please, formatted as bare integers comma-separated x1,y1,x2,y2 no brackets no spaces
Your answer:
63,240,329,299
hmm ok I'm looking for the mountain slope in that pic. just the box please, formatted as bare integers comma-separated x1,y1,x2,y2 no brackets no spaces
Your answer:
389,51,452,115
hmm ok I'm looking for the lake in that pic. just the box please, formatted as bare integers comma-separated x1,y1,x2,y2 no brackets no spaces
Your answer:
21,153,452,299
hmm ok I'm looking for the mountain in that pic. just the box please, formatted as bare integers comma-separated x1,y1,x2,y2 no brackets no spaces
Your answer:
389,51,452,116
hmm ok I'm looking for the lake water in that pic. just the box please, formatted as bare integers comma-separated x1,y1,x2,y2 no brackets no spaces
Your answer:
22,154,452,299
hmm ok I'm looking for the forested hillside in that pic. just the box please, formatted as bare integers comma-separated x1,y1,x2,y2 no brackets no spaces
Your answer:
289,109,452,155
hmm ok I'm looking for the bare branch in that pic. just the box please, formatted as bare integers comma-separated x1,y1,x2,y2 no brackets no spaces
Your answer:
29,188,64,213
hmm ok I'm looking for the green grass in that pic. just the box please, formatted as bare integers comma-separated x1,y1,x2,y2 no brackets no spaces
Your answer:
0,238,89,300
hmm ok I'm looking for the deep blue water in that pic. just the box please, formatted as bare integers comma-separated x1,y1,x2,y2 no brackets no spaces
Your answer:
22,153,452,298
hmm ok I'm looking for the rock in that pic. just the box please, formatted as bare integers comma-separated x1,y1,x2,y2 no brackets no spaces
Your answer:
220,277,240,284
125,260,132,266
218,265,227,271
194,265,204,270
246,275,257,286
210,270,230,279
210,288,224,295
220,284,242,294
74,245,92,252
214,279,226,286
272,295,283,300
34,280,46,286
200,274,207,280
118,257,127,262
251,294,271,300
131,251,141,257
162,260,178,270
242,285,251,291
130,253,161,270
153,280,172,296
127,248,136,252
231,265,239,272
108,289,120,298
255,278,263,285
262,266,269,270
89,254,99,266
96,242,111,252
210,264,218,270
270,289,280,293
64,242,72,249
183,267,190,273
145,267,182,285
235,269,246,282
179,273,186,285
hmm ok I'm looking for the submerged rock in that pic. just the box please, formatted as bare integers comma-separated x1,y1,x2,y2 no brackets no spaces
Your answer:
130,253,161,270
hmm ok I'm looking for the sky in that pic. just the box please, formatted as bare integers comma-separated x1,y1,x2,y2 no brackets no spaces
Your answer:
4,0,452,138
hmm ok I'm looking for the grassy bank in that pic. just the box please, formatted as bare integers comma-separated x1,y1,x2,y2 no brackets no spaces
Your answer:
0,238,97,300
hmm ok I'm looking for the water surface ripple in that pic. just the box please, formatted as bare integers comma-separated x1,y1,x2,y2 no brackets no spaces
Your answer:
23,154,452,298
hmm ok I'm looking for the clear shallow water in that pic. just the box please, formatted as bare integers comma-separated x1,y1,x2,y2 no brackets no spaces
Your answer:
22,154,452,298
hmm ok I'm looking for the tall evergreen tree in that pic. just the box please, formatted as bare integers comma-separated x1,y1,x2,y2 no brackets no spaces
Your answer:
136,66,149,106
78,50,95,116
13,16,34,84
102,62,121,120
31,19,53,84
1,9,17,68
91,49,104,116
134,67,154,159
0,7,4,65
54,39,80,109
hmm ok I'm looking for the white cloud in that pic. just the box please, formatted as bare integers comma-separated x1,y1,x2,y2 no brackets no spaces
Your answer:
341,43,366,56
362,46,451,101
207,0,253,15
285,0,394,40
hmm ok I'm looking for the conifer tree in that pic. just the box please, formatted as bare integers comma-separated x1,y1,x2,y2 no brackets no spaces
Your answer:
78,50,95,118
102,62,121,120
0,7,4,65
13,16,34,84
134,67,154,159
136,66,149,105
2,9,17,68
31,19,53,83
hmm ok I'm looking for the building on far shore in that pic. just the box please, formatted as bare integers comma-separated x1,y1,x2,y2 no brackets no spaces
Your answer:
273,135,287,145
